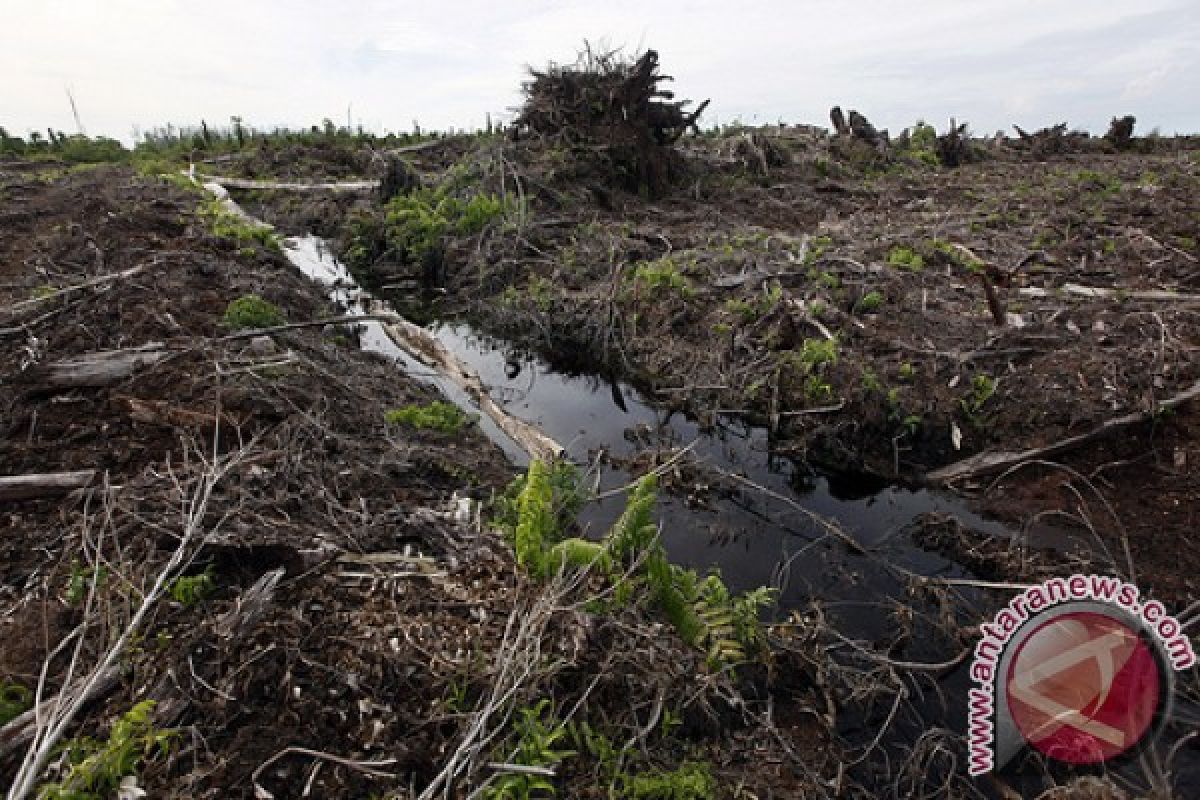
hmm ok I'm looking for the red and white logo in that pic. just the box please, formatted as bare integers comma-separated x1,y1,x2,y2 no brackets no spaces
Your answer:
1004,610,1162,764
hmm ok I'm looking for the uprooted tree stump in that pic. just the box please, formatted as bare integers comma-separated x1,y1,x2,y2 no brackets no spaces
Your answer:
1012,122,1092,159
1105,115,1136,150
514,47,709,197
936,118,979,167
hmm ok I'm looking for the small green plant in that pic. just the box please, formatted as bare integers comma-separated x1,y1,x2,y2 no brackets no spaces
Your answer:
495,460,584,563
816,270,840,290
931,239,984,273
526,276,555,311
167,567,215,607
799,337,838,369
629,256,694,298
855,290,884,314
198,199,280,252
804,235,833,266
38,700,174,800
222,294,284,330
887,246,924,271
484,699,574,800
960,374,996,420
1,682,32,725
66,560,109,606
500,464,772,668
628,761,716,800
1074,169,1122,195
898,121,939,167
898,362,916,381
385,401,470,434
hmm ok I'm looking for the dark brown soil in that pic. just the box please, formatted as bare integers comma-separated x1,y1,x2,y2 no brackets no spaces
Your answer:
0,165,834,799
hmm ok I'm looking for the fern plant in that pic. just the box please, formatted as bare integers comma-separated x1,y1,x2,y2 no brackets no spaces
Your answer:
39,700,174,800
513,460,555,577
485,699,574,800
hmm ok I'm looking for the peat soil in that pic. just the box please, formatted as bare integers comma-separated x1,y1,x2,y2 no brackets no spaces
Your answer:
2,121,1198,798
232,127,1200,795
324,129,1200,610
0,166,834,798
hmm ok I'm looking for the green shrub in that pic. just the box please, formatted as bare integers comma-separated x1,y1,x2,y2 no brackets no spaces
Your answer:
628,761,716,800
38,700,174,800
484,699,574,800
898,121,939,167
629,257,693,296
383,188,513,265
855,290,884,313
0,682,31,725
199,200,280,252
384,401,470,434
167,568,215,607
222,295,284,330
887,246,924,271
57,135,128,165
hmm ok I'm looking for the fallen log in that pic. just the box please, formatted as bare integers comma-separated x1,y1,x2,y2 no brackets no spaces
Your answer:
198,175,379,192
1018,284,1200,302
18,344,170,390
0,470,97,502
382,317,564,463
927,379,1200,484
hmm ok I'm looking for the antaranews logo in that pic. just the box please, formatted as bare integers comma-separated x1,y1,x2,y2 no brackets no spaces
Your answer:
967,574,1195,775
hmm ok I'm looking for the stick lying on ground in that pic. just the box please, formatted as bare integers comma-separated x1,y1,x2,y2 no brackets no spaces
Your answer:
0,471,97,503
17,344,170,390
198,175,379,192
927,379,1200,484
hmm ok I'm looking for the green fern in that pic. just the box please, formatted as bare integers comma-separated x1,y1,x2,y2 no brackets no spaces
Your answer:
39,700,174,800
513,460,555,577
485,699,574,800
546,537,610,573
627,760,716,799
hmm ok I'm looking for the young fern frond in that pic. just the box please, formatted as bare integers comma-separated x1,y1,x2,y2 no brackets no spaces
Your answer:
513,460,555,577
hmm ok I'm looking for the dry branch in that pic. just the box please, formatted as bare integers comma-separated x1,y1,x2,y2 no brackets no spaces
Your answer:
0,666,120,759
1018,284,1200,302
18,344,170,390
927,379,1200,484
198,175,378,192
0,471,97,502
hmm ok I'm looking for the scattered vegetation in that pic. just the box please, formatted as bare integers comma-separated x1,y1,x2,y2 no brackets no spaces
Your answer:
960,373,997,423
198,199,280,252
484,699,575,800
887,245,924,271
629,256,694,297
65,560,108,606
222,294,284,330
855,290,884,314
627,761,716,800
500,462,774,669
385,401,471,434
167,567,215,607
38,700,174,800
1,682,32,725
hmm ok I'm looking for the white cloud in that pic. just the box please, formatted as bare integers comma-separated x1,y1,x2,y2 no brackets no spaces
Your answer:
1,0,1196,142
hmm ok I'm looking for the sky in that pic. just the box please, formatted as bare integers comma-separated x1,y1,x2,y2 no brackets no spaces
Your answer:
3,0,1198,144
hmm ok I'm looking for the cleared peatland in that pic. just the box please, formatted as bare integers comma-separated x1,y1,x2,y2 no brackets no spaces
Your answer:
2,52,1199,799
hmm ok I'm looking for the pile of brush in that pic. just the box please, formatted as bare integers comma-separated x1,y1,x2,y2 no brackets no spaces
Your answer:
514,46,709,197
